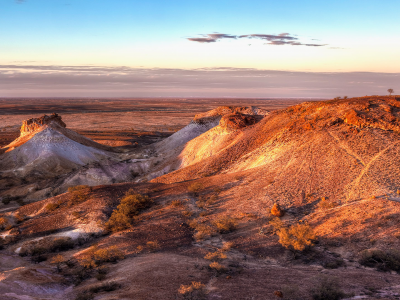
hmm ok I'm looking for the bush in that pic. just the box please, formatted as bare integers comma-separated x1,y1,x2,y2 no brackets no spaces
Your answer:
1,197,11,205
208,261,227,273
178,281,207,300
310,276,345,300
51,254,66,272
19,237,75,257
318,197,337,210
187,182,204,196
146,241,160,252
78,245,125,269
68,185,91,206
88,281,121,293
0,217,9,230
189,220,217,241
277,222,316,251
359,248,400,272
105,190,153,232
271,203,285,217
213,216,237,233
204,251,227,260
171,200,183,207
46,202,60,212
207,195,218,205
75,292,94,300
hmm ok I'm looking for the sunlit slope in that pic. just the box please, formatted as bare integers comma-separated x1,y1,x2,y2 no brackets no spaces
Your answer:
153,96,400,205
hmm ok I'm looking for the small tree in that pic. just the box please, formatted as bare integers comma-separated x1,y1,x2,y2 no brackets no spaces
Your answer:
388,88,394,96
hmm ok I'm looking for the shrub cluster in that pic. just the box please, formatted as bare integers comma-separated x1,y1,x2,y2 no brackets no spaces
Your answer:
0,217,10,230
75,281,121,300
359,248,400,272
187,182,204,196
178,281,207,300
269,218,316,252
105,189,153,232
277,222,316,251
310,276,345,300
213,216,237,233
68,185,92,206
19,237,75,258
78,245,125,269
46,202,61,212
189,220,217,241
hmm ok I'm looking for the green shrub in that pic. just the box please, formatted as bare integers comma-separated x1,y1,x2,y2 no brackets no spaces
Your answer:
105,190,153,232
311,276,345,300
359,249,400,272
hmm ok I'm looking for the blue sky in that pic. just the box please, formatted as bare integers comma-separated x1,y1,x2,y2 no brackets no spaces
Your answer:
1,0,399,97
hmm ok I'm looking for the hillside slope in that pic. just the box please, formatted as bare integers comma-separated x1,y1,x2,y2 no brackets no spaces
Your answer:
154,96,400,205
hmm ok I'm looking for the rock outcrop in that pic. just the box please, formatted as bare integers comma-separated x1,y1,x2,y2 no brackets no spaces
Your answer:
20,113,66,136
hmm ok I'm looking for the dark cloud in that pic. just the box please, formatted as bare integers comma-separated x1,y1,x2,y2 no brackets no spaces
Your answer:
188,32,327,47
0,64,398,98
187,33,238,43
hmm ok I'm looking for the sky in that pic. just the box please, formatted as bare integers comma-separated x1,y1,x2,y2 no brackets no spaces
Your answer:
1,0,399,98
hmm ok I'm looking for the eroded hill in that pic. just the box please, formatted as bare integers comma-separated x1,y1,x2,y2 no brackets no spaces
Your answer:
1,96,400,300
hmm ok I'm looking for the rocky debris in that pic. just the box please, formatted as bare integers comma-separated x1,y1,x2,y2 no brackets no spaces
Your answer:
20,113,66,136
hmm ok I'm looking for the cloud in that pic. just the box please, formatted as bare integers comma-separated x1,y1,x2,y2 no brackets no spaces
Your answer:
187,33,238,43
188,32,327,47
0,64,399,98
